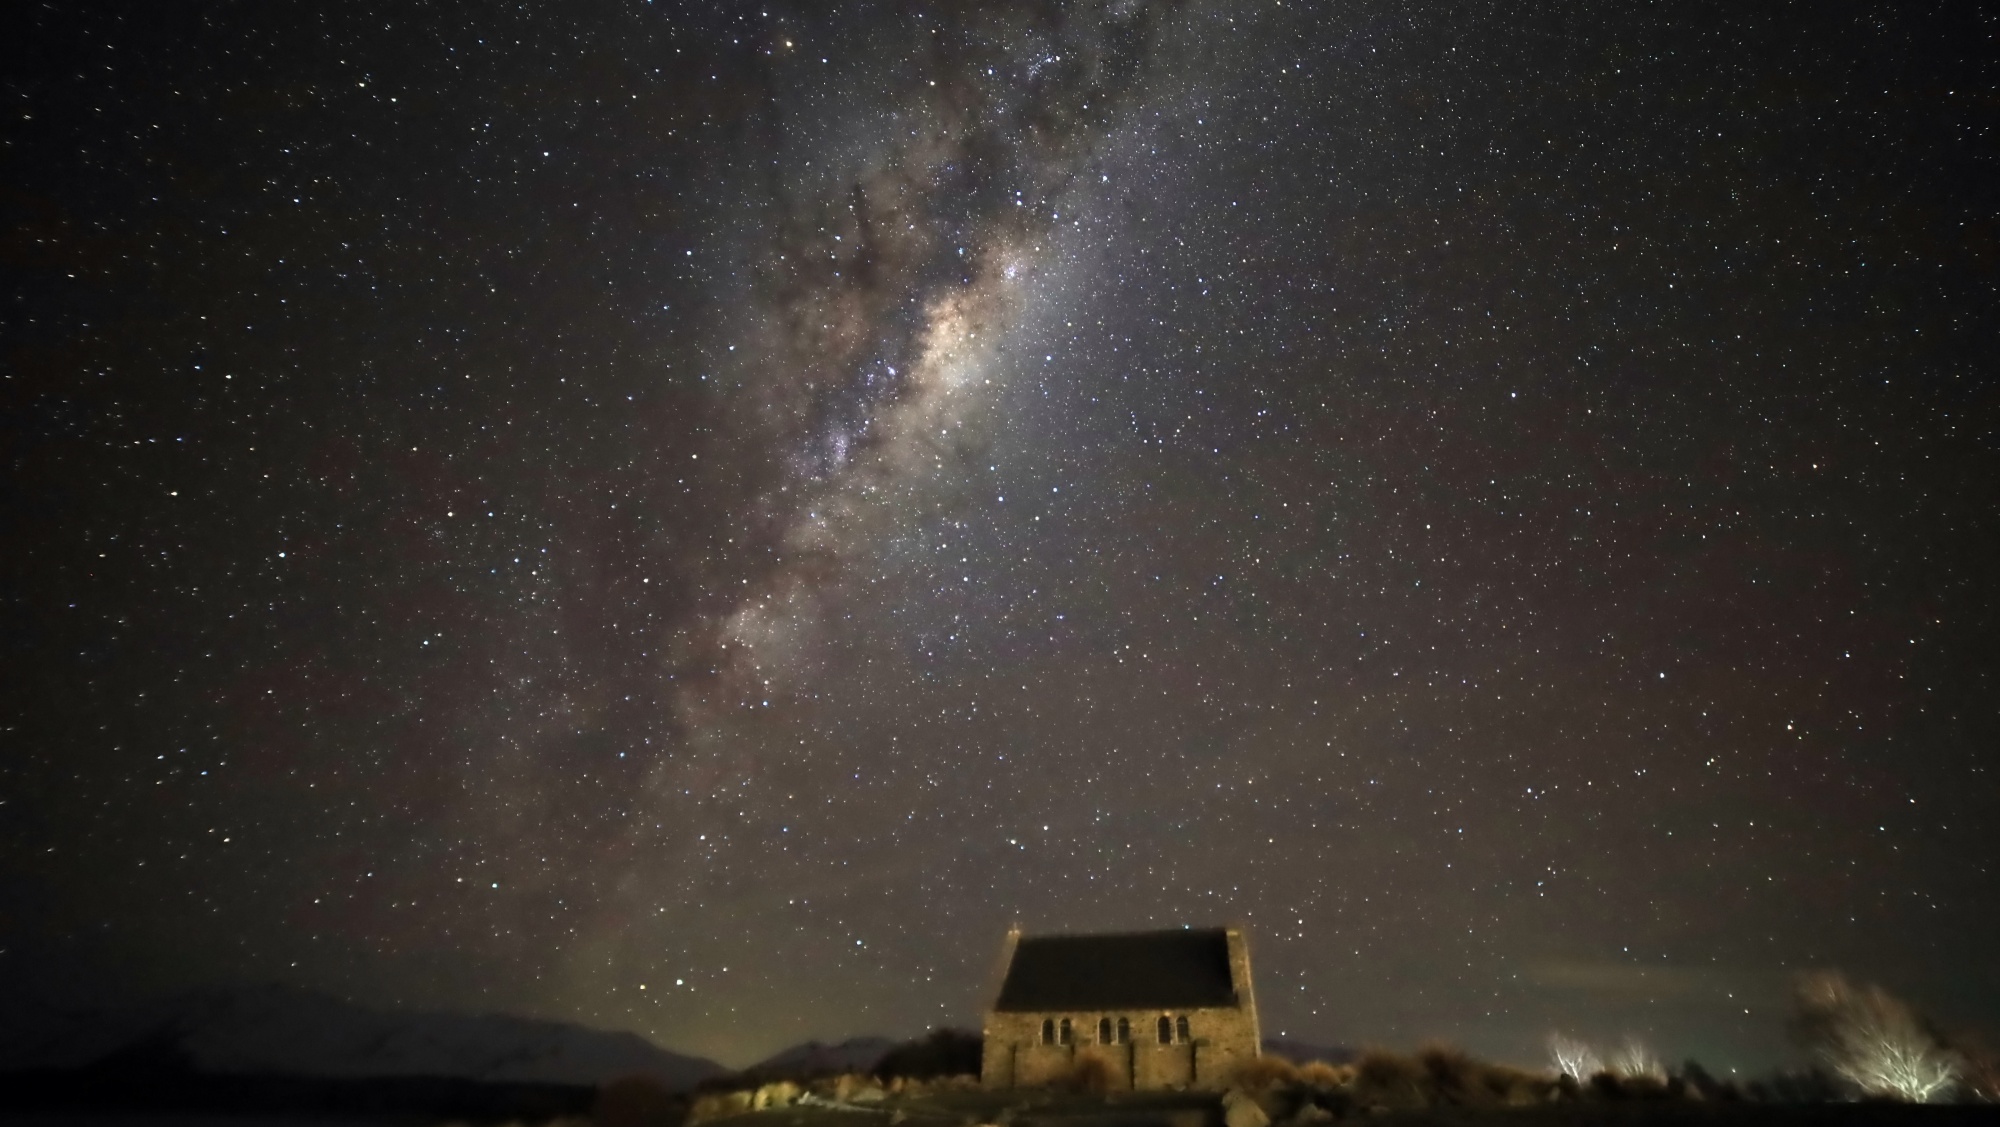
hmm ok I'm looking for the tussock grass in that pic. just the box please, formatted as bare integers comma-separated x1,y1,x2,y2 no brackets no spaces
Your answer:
685,1089,753,1124
819,1072,883,1101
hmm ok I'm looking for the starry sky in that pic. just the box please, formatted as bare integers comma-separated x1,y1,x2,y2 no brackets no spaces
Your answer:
5,0,1996,1073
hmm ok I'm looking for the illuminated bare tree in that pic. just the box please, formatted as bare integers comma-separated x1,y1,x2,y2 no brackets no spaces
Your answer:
1547,1033,1601,1081
1609,1039,1664,1080
1792,971,1961,1102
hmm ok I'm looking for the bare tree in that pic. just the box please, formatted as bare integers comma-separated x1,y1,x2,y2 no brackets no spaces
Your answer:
1792,971,1961,1102
1609,1038,1664,1080
1547,1033,1601,1081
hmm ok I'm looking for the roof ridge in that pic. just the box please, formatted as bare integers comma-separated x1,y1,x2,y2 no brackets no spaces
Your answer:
1015,925,1229,941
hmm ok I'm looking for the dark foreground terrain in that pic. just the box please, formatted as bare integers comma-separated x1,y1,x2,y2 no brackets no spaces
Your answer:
0,1067,593,1123
5,1072,2000,1127
673,1090,2000,1127
1368,1109,2000,1127
712,1100,2000,1127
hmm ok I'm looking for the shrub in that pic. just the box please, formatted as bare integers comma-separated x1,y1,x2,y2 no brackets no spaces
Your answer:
1674,1060,1739,1102
1792,971,1962,1101
1350,1049,1427,1109
1296,1061,1353,1090
1609,1040,1665,1081
1415,1043,1487,1106
1294,1082,1355,1121
1231,1055,1301,1095
1947,1032,1999,1102
826,1073,874,1101
1587,1072,1673,1101
1481,1062,1555,1106
1411,1043,1550,1107
595,1075,681,1127
750,1081,801,1110
1546,1034,1601,1082
687,1090,754,1123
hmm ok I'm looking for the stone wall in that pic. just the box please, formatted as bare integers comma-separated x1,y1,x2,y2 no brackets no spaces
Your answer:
981,1003,1258,1090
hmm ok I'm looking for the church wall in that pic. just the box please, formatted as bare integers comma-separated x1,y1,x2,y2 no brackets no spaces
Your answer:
981,1004,1258,1090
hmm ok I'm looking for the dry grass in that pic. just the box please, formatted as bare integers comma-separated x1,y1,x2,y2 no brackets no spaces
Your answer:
814,1072,881,1101
685,1089,753,1124
886,1073,978,1095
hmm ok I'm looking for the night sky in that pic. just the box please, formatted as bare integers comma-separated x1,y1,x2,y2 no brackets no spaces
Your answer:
5,0,1996,1073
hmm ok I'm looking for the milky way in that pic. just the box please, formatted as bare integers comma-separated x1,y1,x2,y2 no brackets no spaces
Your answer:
681,3,1172,728
7,0,1995,1072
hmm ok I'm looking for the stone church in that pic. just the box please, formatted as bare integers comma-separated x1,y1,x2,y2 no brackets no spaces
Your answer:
980,926,1262,1090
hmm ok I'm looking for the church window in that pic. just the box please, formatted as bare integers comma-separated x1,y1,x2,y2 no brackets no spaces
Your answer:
1117,1017,1131,1043
1059,1017,1072,1045
1176,1015,1191,1043
1041,1019,1055,1044
1099,1018,1113,1044
1157,1016,1172,1044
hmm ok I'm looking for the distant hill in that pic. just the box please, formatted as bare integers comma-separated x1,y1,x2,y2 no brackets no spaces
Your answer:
743,1036,899,1080
0,984,724,1089
1261,1038,1356,1066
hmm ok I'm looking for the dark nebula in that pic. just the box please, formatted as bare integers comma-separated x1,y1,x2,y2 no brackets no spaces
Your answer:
4,0,1995,1071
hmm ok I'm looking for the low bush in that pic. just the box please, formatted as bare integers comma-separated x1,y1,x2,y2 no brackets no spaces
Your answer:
1415,1043,1486,1106
1349,1049,1427,1110
1295,1060,1353,1090
1230,1055,1301,1096
683,1087,751,1124
1581,1070,1689,1102
1407,1043,1552,1108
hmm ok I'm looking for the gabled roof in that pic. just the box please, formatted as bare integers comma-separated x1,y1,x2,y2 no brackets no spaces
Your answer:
991,928,1238,1012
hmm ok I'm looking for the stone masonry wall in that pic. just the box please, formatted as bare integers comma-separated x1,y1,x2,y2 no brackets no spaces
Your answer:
981,1003,1258,1090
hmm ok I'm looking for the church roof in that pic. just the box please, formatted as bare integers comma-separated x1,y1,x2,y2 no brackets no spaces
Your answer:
991,928,1239,1012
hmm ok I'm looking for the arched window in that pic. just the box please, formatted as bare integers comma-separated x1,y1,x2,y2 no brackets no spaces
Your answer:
1176,1015,1191,1043
1157,1016,1173,1044
1059,1017,1072,1045
1099,1017,1113,1044
1117,1017,1131,1043
1041,1019,1055,1045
